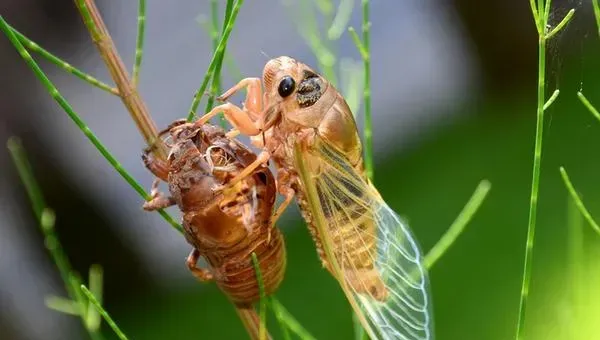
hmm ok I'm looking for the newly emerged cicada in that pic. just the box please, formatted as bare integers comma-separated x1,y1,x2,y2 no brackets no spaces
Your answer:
142,120,286,339
195,56,433,340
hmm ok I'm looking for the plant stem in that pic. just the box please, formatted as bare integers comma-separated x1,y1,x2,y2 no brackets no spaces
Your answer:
74,0,166,160
593,0,600,37
566,194,584,338
424,180,491,269
81,285,129,340
205,0,234,130
560,167,600,235
517,21,546,340
7,139,77,298
516,2,574,338
86,264,104,331
361,0,373,181
0,16,182,233
8,25,118,95
251,253,267,340
7,138,104,340
577,91,600,123
187,0,244,121
270,297,317,340
132,0,146,87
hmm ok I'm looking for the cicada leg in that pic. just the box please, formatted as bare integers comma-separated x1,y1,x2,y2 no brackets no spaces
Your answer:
186,248,214,282
142,146,169,181
142,178,176,210
158,118,188,138
270,169,295,226
195,77,264,136
216,77,263,120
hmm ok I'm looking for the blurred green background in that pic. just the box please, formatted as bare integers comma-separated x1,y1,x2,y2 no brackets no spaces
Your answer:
3,0,600,339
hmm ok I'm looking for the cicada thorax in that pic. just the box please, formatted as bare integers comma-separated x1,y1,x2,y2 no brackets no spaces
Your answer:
168,124,285,306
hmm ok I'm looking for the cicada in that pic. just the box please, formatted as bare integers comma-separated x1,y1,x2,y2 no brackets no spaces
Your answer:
142,120,286,340
195,56,433,340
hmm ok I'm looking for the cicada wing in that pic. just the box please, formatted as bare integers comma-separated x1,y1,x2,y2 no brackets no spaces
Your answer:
293,138,433,340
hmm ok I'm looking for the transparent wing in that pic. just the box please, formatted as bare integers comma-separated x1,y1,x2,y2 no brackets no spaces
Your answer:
293,137,433,340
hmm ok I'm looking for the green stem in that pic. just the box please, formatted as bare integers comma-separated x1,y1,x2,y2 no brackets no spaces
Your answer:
559,167,600,235
518,2,546,337
593,0,600,37
577,91,600,123
270,298,291,340
7,138,104,340
205,0,235,130
516,28,545,340
424,180,491,269
132,0,146,87
7,137,45,219
516,4,574,338
542,89,559,111
7,139,77,298
545,9,575,40
0,16,182,233
8,25,117,95
270,297,317,340
187,0,244,121
251,253,267,340
81,285,129,340
566,193,584,338
361,0,373,181
86,264,104,331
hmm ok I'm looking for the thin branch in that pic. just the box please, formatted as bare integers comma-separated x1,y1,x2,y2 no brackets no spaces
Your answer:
81,285,129,340
543,89,559,111
560,167,600,235
424,180,492,269
577,91,600,123
7,137,104,340
187,0,245,121
251,252,267,340
545,9,575,40
132,0,146,87
0,18,182,233
9,25,118,95
74,0,166,160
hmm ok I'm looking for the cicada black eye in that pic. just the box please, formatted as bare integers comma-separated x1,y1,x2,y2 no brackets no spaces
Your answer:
277,76,296,98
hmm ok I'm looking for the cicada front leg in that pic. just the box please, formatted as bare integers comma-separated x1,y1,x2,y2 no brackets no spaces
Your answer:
142,146,169,181
196,79,274,192
195,77,264,136
186,248,214,282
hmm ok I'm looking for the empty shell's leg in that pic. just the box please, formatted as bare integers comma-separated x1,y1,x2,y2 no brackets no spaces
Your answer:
143,193,176,211
142,147,169,181
143,179,176,210
186,248,214,282
158,118,188,138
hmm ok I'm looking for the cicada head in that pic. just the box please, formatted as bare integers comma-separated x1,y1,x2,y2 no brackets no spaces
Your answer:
262,56,337,129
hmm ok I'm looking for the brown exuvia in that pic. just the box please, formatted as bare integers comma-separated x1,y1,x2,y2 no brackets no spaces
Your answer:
142,120,285,307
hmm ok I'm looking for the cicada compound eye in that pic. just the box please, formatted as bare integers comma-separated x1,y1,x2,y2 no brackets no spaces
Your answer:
277,76,296,98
